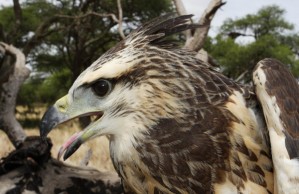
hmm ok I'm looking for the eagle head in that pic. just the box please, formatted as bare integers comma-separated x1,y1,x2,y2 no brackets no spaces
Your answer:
40,14,202,161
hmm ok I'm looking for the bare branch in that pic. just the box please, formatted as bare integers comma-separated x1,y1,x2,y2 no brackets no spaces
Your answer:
55,7,125,39
235,70,249,82
23,8,123,56
185,0,226,52
173,0,187,15
117,0,125,39
227,32,255,40
173,0,192,41
23,0,125,55
55,12,119,23
23,16,60,56
0,42,29,147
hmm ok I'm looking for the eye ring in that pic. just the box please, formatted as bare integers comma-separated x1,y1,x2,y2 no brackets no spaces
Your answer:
91,79,112,97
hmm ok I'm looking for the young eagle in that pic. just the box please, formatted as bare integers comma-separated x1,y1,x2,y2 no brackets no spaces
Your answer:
40,14,276,193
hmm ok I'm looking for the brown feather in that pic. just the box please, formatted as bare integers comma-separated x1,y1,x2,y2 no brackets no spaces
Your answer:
255,58,299,159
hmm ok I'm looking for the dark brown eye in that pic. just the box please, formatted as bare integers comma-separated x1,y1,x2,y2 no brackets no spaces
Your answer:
91,79,112,97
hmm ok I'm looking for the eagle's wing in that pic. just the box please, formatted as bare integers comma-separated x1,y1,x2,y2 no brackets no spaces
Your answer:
253,58,299,193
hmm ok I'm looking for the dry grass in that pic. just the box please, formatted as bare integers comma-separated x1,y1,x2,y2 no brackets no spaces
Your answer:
0,105,115,173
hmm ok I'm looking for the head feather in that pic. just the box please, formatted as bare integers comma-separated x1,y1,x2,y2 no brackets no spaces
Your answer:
106,14,201,55
128,14,199,45
75,14,202,85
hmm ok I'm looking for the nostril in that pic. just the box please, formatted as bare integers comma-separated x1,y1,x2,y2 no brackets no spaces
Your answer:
58,104,65,109
56,95,68,112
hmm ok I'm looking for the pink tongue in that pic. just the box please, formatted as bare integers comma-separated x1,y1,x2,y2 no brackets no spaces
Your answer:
57,131,83,160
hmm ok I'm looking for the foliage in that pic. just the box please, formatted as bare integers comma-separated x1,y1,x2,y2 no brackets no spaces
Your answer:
220,5,293,39
204,5,299,81
18,68,72,105
0,0,57,48
0,0,173,105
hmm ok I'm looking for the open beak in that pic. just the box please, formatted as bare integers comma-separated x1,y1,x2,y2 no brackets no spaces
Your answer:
57,118,101,160
57,131,83,160
39,95,102,160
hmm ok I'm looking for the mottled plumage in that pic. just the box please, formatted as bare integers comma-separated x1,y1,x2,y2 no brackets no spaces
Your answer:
39,14,284,194
253,58,299,194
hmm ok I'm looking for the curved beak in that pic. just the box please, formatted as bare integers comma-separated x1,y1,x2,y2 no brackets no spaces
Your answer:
40,105,68,138
39,95,103,160
40,95,70,139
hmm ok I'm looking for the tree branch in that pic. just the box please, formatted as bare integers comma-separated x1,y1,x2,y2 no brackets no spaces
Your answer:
55,12,118,22
23,9,121,57
12,0,22,35
0,42,29,147
172,0,192,41
185,0,226,52
235,70,248,82
55,6,125,39
116,0,125,39
23,16,61,56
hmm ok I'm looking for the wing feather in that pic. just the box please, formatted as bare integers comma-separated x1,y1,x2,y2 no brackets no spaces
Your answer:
253,58,299,159
253,58,299,194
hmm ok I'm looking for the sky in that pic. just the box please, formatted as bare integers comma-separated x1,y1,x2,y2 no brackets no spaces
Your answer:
182,0,299,36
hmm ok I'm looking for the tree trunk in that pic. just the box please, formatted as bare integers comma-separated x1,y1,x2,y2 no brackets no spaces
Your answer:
0,42,28,148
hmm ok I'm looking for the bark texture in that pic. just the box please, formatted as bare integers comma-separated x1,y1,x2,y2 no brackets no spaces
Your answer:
173,0,224,65
0,136,123,194
0,43,28,147
183,0,225,52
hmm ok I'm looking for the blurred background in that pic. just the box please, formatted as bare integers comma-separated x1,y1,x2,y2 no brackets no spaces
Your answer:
0,0,298,172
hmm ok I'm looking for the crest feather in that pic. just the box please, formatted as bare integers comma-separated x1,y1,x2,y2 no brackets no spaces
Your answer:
127,14,200,46
105,14,201,55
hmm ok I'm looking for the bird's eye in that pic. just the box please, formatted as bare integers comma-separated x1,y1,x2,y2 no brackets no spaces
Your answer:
91,79,112,97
